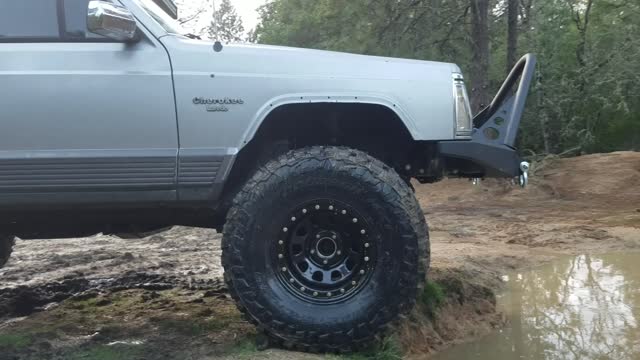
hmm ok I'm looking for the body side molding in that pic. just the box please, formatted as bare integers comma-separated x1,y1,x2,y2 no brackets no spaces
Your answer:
177,147,237,202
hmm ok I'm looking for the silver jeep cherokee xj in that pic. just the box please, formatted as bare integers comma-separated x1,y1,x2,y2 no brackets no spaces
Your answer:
0,0,535,351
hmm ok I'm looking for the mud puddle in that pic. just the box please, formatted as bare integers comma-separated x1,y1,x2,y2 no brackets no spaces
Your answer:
433,252,640,360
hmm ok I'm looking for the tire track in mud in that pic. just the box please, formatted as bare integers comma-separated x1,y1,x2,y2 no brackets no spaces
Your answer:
0,272,226,319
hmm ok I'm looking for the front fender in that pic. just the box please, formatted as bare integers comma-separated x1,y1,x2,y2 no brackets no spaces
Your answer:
240,92,422,146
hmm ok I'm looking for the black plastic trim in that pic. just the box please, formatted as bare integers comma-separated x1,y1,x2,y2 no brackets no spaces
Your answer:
153,0,178,19
0,153,176,193
0,190,176,209
177,148,236,202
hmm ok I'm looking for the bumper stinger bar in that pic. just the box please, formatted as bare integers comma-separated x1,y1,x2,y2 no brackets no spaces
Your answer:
438,54,537,183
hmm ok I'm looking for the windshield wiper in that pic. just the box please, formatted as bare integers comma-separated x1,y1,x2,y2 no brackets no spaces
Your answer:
183,33,202,40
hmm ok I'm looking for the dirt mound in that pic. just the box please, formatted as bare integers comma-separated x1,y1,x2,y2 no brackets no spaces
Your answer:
398,267,505,357
534,151,640,202
417,151,640,206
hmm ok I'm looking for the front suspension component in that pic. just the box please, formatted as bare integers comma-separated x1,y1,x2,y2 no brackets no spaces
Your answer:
519,161,530,188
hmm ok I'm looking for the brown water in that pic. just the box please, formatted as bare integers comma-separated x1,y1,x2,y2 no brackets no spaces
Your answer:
433,253,640,360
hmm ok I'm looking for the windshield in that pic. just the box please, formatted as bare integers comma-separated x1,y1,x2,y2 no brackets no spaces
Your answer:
134,0,185,35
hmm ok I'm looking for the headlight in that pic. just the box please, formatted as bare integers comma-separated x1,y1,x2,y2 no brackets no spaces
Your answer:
453,73,473,137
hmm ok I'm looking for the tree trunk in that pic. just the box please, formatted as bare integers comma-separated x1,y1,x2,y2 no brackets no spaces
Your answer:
570,0,593,92
537,72,552,154
506,0,519,72
469,0,491,113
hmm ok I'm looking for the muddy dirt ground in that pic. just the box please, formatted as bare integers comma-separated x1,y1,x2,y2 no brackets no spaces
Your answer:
1,151,639,359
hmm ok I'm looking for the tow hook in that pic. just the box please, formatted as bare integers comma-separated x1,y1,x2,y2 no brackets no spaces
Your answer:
519,161,530,188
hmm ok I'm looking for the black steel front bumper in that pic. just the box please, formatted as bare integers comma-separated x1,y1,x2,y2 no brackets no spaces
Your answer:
438,141,521,177
439,54,536,180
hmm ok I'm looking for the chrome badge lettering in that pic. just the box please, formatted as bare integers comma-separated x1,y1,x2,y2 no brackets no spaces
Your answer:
193,97,244,112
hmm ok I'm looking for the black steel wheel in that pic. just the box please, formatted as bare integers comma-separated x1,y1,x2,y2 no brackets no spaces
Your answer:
222,147,429,352
0,235,15,269
275,199,375,304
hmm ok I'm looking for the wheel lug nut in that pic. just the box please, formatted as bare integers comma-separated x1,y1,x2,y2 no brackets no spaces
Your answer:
341,210,347,215
311,249,315,254
283,227,288,232
302,209,307,214
278,254,283,259
313,292,318,297
364,256,370,262
300,286,306,291
316,234,321,239
332,235,337,239
361,229,366,234
289,278,295,283
360,270,365,275
315,205,320,210
323,260,328,264
352,218,358,223
329,205,334,210
337,250,342,255
278,240,284,245
282,267,287,272
340,288,345,293
291,216,296,221
352,281,357,285
365,243,370,248
327,292,332,297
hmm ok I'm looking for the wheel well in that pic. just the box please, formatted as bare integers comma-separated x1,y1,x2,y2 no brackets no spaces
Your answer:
216,103,441,222
249,102,415,163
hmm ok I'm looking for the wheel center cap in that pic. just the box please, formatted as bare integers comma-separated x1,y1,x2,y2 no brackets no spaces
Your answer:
316,237,337,258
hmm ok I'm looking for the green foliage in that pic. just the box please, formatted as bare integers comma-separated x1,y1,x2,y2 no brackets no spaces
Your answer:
255,0,640,155
201,0,245,42
0,334,32,350
154,317,230,336
226,337,260,358
67,345,145,360
329,336,404,360
420,281,446,318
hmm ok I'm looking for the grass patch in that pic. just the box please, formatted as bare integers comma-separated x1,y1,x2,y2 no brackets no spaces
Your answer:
225,336,259,358
419,281,446,318
67,344,145,360
329,336,404,360
67,291,140,314
155,317,229,336
0,334,32,350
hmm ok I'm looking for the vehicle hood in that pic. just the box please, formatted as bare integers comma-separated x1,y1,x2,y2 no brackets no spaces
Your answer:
160,36,461,80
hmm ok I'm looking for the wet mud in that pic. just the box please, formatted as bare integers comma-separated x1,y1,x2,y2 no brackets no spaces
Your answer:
1,151,639,359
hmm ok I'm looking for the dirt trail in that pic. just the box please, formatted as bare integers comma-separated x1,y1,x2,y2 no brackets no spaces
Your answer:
1,151,639,359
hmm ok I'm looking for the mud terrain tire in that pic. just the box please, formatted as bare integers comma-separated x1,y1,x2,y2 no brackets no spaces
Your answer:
222,147,429,352
0,235,15,269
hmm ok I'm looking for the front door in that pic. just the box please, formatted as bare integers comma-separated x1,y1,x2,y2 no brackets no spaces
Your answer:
0,0,178,207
